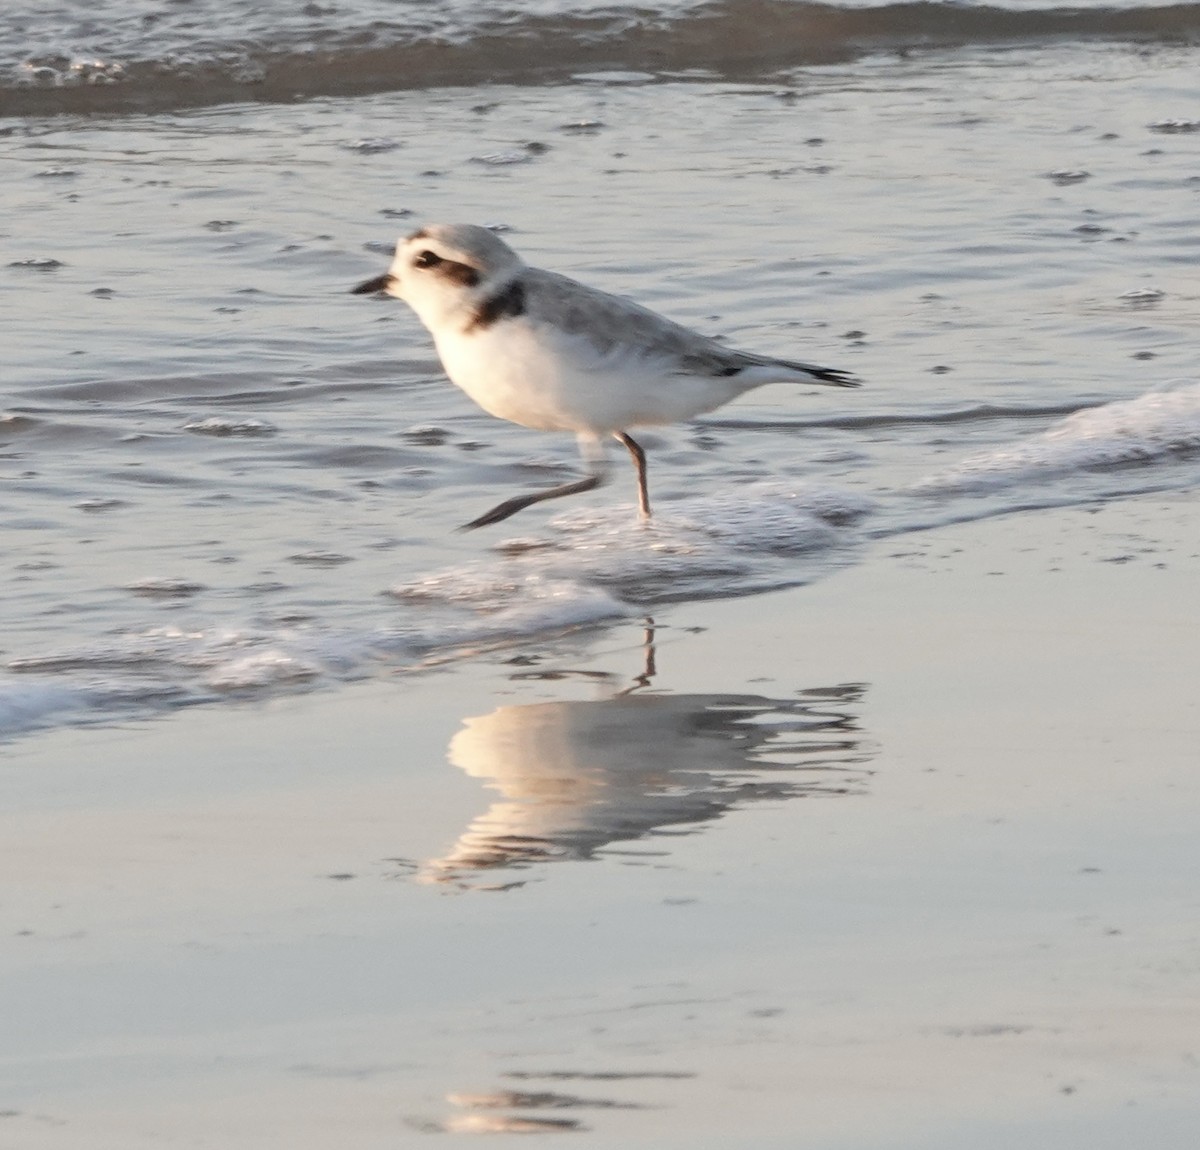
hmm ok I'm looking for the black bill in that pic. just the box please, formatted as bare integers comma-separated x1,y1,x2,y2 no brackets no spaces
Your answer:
351,273,394,295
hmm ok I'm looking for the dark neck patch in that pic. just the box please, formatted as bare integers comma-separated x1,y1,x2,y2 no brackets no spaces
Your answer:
465,278,527,332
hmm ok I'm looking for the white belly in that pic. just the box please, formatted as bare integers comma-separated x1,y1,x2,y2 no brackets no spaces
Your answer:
433,323,743,434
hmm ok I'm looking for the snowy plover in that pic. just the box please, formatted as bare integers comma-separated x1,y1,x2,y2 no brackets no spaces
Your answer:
353,224,860,530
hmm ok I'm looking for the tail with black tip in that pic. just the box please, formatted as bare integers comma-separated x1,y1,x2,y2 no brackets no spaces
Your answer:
793,362,862,389
738,351,863,388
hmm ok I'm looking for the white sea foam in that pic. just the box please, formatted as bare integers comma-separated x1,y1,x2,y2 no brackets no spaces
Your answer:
0,579,627,737
548,482,871,551
204,650,323,691
394,482,871,609
0,681,90,739
0,668,191,741
0,482,864,737
913,382,1200,493
182,416,278,438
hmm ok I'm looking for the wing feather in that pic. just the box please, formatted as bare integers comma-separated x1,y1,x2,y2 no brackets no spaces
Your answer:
521,269,860,388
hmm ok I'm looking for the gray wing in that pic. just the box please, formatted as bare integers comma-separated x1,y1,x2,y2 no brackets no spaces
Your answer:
522,268,860,388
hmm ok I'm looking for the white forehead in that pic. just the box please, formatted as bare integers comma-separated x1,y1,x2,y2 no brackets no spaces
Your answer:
400,224,523,272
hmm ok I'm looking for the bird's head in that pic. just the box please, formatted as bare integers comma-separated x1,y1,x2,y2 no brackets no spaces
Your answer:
352,223,523,331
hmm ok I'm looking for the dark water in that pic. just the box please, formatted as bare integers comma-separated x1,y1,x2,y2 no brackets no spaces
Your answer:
4,0,1200,113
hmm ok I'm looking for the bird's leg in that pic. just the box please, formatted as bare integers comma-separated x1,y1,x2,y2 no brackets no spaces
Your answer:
460,474,604,530
613,431,651,521
459,433,609,531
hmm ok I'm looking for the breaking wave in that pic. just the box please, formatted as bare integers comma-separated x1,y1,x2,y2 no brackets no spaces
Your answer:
913,381,1200,492
4,0,1200,115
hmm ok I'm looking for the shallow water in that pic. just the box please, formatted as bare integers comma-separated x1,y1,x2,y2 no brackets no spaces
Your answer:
4,36,1199,738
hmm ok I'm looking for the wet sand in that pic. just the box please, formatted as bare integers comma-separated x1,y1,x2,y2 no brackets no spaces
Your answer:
3,489,1198,1147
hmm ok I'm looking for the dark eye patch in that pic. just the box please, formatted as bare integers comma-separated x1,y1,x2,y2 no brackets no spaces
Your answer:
412,248,480,288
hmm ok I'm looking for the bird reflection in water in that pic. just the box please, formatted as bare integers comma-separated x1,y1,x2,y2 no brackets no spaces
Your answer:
422,625,872,887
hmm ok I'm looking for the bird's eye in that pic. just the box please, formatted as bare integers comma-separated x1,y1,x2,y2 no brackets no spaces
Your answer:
413,250,442,269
